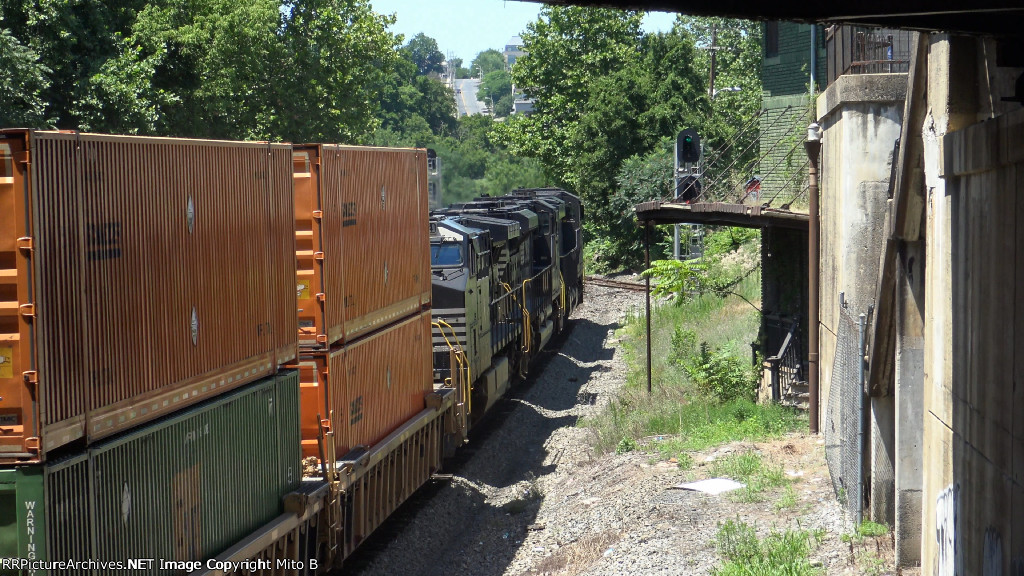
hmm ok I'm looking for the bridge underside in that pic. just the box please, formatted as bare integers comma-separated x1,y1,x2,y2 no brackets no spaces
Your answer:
634,201,809,231
520,0,1024,37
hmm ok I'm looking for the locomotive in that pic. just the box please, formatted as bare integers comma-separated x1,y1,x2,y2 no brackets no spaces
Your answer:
429,189,583,422
0,129,583,575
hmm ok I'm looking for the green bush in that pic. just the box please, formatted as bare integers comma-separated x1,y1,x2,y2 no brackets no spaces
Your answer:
684,342,756,402
616,436,638,454
669,327,697,365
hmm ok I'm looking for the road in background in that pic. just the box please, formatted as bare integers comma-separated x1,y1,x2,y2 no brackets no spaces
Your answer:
455,78,487,117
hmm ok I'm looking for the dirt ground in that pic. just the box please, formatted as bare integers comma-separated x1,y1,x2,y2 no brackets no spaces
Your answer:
346,281,905,575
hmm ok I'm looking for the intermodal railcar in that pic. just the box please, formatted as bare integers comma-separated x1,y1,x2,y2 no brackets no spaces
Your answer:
0,129,582,575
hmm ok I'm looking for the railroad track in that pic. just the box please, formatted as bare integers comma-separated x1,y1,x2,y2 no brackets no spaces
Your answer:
586,276,650,292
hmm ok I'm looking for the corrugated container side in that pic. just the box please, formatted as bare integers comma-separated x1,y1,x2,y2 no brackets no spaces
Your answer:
303,311,432,460
0,130,298,463
275,369,302,495
416,150,431,310
90,373,299,572
0,455,89,576
319,146,430,345
269,147,299,366
43,456,91,574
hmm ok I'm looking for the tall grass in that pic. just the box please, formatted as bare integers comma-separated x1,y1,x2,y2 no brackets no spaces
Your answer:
583,230,807,456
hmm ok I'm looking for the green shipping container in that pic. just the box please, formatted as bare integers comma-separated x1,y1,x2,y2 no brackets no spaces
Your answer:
0,370,300,575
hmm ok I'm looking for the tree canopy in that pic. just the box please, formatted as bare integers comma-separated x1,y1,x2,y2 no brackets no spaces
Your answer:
403,32,445,76
1,0,401,142
496,8,762,269
470,49,505,77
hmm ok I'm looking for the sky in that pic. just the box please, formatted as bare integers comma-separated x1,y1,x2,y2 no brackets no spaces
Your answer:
369,0,680,64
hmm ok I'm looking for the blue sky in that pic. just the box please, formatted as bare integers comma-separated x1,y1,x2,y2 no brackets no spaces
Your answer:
369,0,679,64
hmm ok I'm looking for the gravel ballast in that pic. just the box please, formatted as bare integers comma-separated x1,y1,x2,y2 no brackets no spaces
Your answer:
346,280,900,576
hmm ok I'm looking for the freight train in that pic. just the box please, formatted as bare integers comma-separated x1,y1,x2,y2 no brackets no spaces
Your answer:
0,129,581,575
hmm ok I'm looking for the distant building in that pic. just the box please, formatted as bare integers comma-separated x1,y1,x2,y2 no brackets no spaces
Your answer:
427,149,442,210
503,36,524,69
511,98,534,116
505,36,534,116
759,21,827,205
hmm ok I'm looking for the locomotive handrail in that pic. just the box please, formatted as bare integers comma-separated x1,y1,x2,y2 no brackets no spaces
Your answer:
558,270,566,318
500,281,530,354
521,278,533,353
435,319,472,416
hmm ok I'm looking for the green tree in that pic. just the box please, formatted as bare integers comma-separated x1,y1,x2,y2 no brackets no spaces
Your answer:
676,16,762,201
78,0,285,137
448,57,472,79
494,92,514,117
481,155,546,197
0,27,50,127
276,0,401,142
496,7,645,188
377,46,456,140
1,0,144,128
403,32,444,75
75,0,401,142
478,69,511,112
497,8,763,271
470,48,504,76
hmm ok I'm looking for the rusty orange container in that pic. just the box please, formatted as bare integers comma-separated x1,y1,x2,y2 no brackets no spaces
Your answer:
293,145,431,349
297,311,433,460
0,130,298,463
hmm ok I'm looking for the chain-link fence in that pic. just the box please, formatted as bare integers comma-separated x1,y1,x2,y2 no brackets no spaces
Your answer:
824,305,866,527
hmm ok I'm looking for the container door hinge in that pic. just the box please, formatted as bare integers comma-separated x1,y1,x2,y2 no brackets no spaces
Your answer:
312,210,323,220
19,304,34,319
14,151,29,166
316,293,326,303
16,237,33,253
314,252,324,262
316,334,328,344
25,437,40,452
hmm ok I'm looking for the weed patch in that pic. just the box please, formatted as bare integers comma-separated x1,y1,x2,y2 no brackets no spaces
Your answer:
713,519,822,576
709,451,788,502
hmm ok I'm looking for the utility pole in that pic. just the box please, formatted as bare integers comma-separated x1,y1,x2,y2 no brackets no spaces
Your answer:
707,25,718,99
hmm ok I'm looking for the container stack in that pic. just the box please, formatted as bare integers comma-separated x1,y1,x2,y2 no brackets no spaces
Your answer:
291,145,433,463
0,130,301,573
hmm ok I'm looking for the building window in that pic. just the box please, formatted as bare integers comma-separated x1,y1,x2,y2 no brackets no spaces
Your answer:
765,21,779,58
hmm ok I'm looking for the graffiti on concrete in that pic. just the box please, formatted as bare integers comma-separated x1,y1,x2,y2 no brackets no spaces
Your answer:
983,527,1002,576
936,483,961,576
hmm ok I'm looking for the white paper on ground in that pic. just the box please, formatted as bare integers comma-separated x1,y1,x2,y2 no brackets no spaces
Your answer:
671,478,746,495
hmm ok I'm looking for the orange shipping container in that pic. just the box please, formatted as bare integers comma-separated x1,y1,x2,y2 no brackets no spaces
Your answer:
0,130,298,463
298,311,433,460
293,145,431,349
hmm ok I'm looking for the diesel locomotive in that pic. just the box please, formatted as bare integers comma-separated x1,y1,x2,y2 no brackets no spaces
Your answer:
429,189,584,422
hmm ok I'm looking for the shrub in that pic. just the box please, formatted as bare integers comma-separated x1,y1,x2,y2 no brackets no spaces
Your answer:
684,342,756,402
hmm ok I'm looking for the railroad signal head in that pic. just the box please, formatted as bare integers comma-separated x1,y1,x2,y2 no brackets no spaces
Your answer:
677,129,701,165
678,175,702,203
